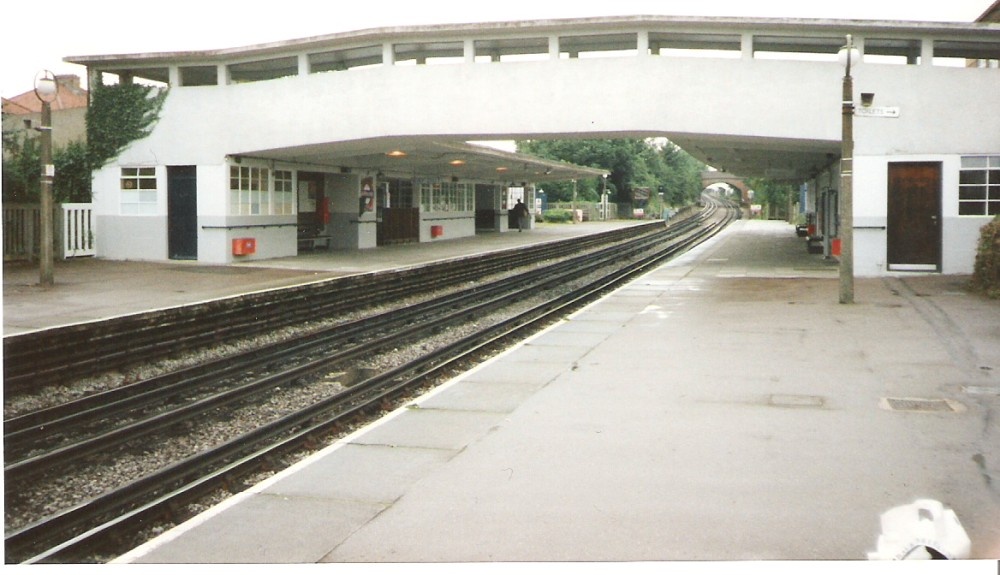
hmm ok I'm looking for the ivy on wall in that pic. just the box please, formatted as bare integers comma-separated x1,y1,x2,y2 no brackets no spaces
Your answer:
86,81,167,170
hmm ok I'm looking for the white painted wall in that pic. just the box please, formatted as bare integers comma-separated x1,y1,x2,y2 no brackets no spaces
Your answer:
420,214,476,242
94,32,999,272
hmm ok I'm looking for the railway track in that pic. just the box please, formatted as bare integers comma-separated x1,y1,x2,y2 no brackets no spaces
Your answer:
4,197,739,563
3,219,666,393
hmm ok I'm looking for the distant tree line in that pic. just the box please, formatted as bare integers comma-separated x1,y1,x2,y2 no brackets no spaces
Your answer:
516,138,706,213
746,177,797,220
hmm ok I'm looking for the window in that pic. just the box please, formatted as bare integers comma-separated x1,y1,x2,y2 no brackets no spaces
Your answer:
230,165,269,215
959,156,1000,216
121,167,157,215
273,170,295,215
419,182,473,212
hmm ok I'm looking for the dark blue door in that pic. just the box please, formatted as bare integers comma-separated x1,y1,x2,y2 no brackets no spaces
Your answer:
168,166,198,260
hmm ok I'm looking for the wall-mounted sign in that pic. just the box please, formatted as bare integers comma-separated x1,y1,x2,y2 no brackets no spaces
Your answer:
856,106,900,118
360,176,375,213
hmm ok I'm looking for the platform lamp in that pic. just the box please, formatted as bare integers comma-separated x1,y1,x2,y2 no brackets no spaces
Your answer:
34,70,58,288
837,35,860,304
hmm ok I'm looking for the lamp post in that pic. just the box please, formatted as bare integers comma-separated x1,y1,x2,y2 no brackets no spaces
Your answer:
34,71,58,288
601,174,608,220
837,35,860,304
571,179,578,223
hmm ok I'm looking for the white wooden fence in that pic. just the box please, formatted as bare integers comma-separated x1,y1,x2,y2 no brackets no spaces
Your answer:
2,203,95,261
61,203,95,257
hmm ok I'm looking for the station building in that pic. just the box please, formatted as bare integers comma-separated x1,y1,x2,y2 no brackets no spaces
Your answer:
66,15,1000,273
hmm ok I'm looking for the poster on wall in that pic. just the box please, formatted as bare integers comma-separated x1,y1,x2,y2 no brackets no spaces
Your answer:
361,177,375,212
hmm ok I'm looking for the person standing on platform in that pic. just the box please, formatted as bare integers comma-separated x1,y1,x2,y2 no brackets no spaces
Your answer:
513,198,530,232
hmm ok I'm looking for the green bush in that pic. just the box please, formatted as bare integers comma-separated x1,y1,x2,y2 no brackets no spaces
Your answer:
543,209,573,223
971,215,1000,299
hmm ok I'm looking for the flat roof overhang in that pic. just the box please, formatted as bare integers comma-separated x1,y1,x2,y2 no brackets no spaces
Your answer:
667,133,840,182
65,15,1000,70
236,137,608,183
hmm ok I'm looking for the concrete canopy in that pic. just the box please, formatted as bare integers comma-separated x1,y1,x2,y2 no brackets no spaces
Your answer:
669,132,839,183
238,137,609,183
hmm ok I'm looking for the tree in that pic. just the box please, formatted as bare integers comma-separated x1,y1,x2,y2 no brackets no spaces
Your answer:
517,138,705,211
657,141,705,206
1,132,41,202
53,141,92,203
746,177,795,219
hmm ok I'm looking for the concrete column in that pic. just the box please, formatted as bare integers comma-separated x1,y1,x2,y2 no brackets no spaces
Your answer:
218,64,229,86
383,43,395,66
298,53,310,76
87,67,102,93
464,39,475,64
168,66,181,87
549,35,560,60
921,38,934,66
741,33,754,60
637,31,649,57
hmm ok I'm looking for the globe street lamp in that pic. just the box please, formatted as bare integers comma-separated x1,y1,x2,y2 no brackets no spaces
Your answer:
34,70,58,287
837,35,860,304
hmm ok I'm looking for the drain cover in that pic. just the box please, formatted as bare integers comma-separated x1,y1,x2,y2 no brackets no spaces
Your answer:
880,397,964,413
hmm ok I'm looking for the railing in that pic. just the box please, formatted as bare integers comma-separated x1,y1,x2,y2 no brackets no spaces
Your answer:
62,203,95,257
3,204,42,262
2,203,94,262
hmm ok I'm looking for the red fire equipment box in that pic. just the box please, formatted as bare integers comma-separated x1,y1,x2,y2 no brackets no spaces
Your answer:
233,238,256,256
431,225,443,238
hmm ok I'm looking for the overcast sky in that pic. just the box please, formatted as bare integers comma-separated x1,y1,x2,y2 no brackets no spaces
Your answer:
1,0,994,97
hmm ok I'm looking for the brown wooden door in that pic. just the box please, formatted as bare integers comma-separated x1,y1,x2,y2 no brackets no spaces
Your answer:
887,162,941,271
377,208,419,245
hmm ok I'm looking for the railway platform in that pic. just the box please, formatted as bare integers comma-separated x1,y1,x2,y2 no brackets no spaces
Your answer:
102,218,1000,565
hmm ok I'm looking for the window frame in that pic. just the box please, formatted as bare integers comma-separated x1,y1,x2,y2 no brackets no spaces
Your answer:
958,155,1000,216
229,164,271,216
272,169,296,215
120,167,158,215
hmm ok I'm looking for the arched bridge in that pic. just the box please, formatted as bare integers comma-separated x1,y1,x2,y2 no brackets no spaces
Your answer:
701,171,750,202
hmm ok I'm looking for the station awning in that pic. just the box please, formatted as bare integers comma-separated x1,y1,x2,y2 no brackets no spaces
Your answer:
235,137,608,183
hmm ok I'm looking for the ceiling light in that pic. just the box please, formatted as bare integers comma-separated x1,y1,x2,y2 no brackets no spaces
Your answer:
386,150,407,158
496,166,508,173
449,159,466,166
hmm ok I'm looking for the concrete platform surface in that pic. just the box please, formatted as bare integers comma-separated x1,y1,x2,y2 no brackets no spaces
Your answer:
27,220,1000,566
